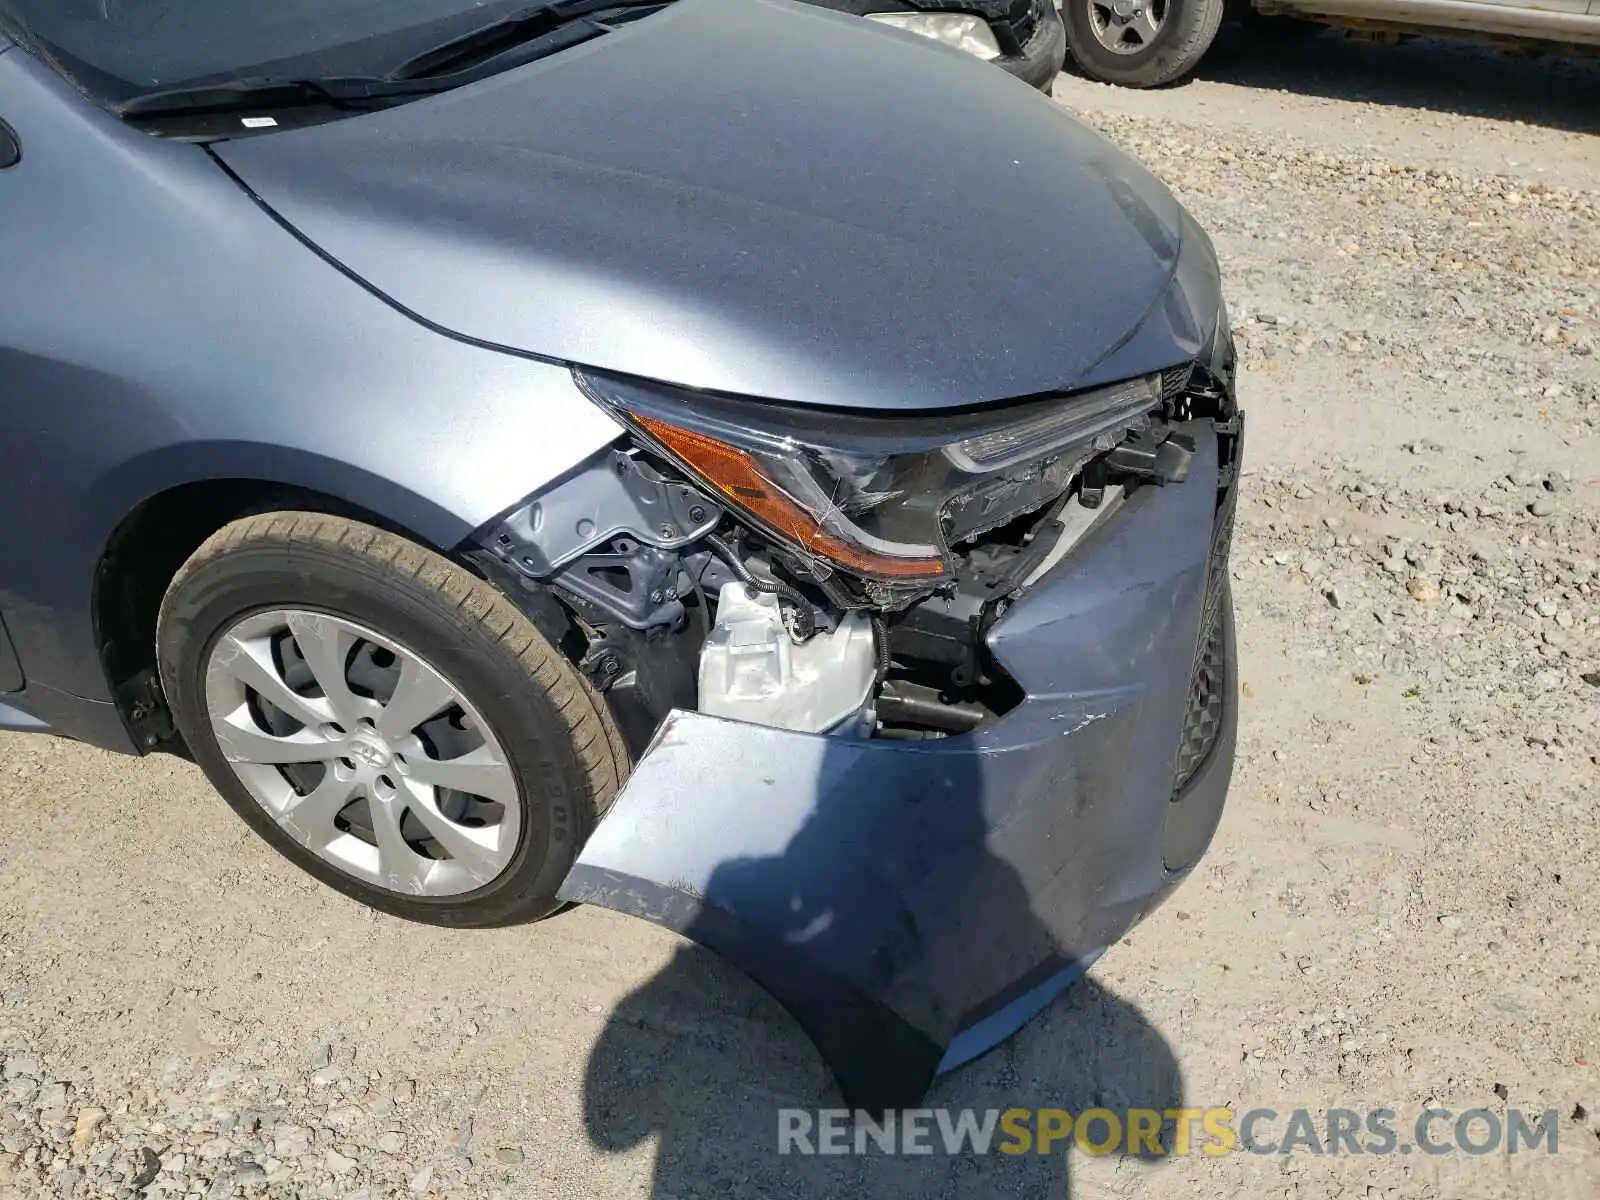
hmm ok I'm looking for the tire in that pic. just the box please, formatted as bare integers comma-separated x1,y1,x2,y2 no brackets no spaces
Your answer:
1063,0,1225,87
156,511,629,928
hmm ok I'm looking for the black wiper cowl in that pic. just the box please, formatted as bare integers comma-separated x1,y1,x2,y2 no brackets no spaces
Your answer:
116,76,449,121
114,0,671,127
393,0,670,79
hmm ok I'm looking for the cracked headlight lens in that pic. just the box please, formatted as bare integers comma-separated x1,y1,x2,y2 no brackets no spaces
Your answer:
575,371,1163,585
866,12,1003,61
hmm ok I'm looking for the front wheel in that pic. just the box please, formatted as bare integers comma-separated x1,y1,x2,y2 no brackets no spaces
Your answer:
157,511,629,927
1062,0,1225,87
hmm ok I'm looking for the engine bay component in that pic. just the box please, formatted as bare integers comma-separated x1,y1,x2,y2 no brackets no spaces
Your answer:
475,369,1234,748
698,582,877,735
486,446,721,579
1020,483,1125,589
578,620,699,757
874,679,986,734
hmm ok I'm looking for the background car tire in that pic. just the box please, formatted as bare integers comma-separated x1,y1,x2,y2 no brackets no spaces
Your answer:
157,511,629,928
1063,0,1226,87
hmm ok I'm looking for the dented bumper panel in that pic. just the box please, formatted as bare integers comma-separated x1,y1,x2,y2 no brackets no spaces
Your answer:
559,426,1237,1109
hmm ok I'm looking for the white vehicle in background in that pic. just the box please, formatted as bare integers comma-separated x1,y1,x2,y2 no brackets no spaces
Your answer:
1062,0,1600,87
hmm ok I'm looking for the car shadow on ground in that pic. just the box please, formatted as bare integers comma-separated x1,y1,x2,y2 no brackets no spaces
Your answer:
583,947,1183,1197
1073,25,1600,136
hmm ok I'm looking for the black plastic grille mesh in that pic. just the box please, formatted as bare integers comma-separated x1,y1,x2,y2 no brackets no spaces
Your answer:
1173,605,1226,790
996,0,1040,50
1173,474,1236,792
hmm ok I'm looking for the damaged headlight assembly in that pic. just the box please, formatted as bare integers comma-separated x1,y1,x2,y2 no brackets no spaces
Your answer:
483,368,1195,747
576,369,1167,599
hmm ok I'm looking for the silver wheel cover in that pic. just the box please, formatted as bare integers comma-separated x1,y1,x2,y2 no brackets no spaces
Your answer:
1088,0,1165,54
203,610,521,898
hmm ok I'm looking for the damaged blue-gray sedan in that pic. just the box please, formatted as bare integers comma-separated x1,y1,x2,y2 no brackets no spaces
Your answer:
0,0,1240,1107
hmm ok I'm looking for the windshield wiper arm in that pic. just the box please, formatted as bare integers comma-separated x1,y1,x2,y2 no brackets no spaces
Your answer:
115,75,452,120
391,0,669,79
116,0,669,121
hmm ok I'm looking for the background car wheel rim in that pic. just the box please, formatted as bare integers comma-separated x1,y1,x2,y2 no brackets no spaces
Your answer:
203,609,521,898
1087,0,1165,53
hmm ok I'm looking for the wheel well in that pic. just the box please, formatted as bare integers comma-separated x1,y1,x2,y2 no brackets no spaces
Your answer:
93,480,427,747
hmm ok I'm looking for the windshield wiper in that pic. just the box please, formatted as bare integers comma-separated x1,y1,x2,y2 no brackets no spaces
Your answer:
391,0,669,79
115,0,668,123
115,75,459,121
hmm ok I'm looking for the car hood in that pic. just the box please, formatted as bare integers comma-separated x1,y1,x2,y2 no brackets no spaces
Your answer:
217,0,1207,410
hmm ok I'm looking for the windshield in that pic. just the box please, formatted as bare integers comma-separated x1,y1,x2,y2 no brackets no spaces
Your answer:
0,0,529,100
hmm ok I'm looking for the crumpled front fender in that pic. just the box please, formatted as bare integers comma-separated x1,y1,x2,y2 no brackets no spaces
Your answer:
558,430,1236,1109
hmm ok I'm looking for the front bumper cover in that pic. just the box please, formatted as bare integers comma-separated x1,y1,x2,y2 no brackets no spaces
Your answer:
559,418,1238,1109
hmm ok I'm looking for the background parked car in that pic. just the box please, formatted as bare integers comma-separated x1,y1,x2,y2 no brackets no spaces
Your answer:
810,0,1067,89
1061,0,1600,87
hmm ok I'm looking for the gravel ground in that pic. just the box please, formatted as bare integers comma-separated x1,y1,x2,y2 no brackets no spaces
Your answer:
3,31,1599,1200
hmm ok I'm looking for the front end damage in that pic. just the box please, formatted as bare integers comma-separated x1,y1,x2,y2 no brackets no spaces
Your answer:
471,354,1242,1108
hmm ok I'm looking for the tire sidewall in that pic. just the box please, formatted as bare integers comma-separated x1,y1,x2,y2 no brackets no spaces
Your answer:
1063,0,1219,86
159,539,588,926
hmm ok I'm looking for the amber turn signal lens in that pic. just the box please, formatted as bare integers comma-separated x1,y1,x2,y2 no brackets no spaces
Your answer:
632,413,947,580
